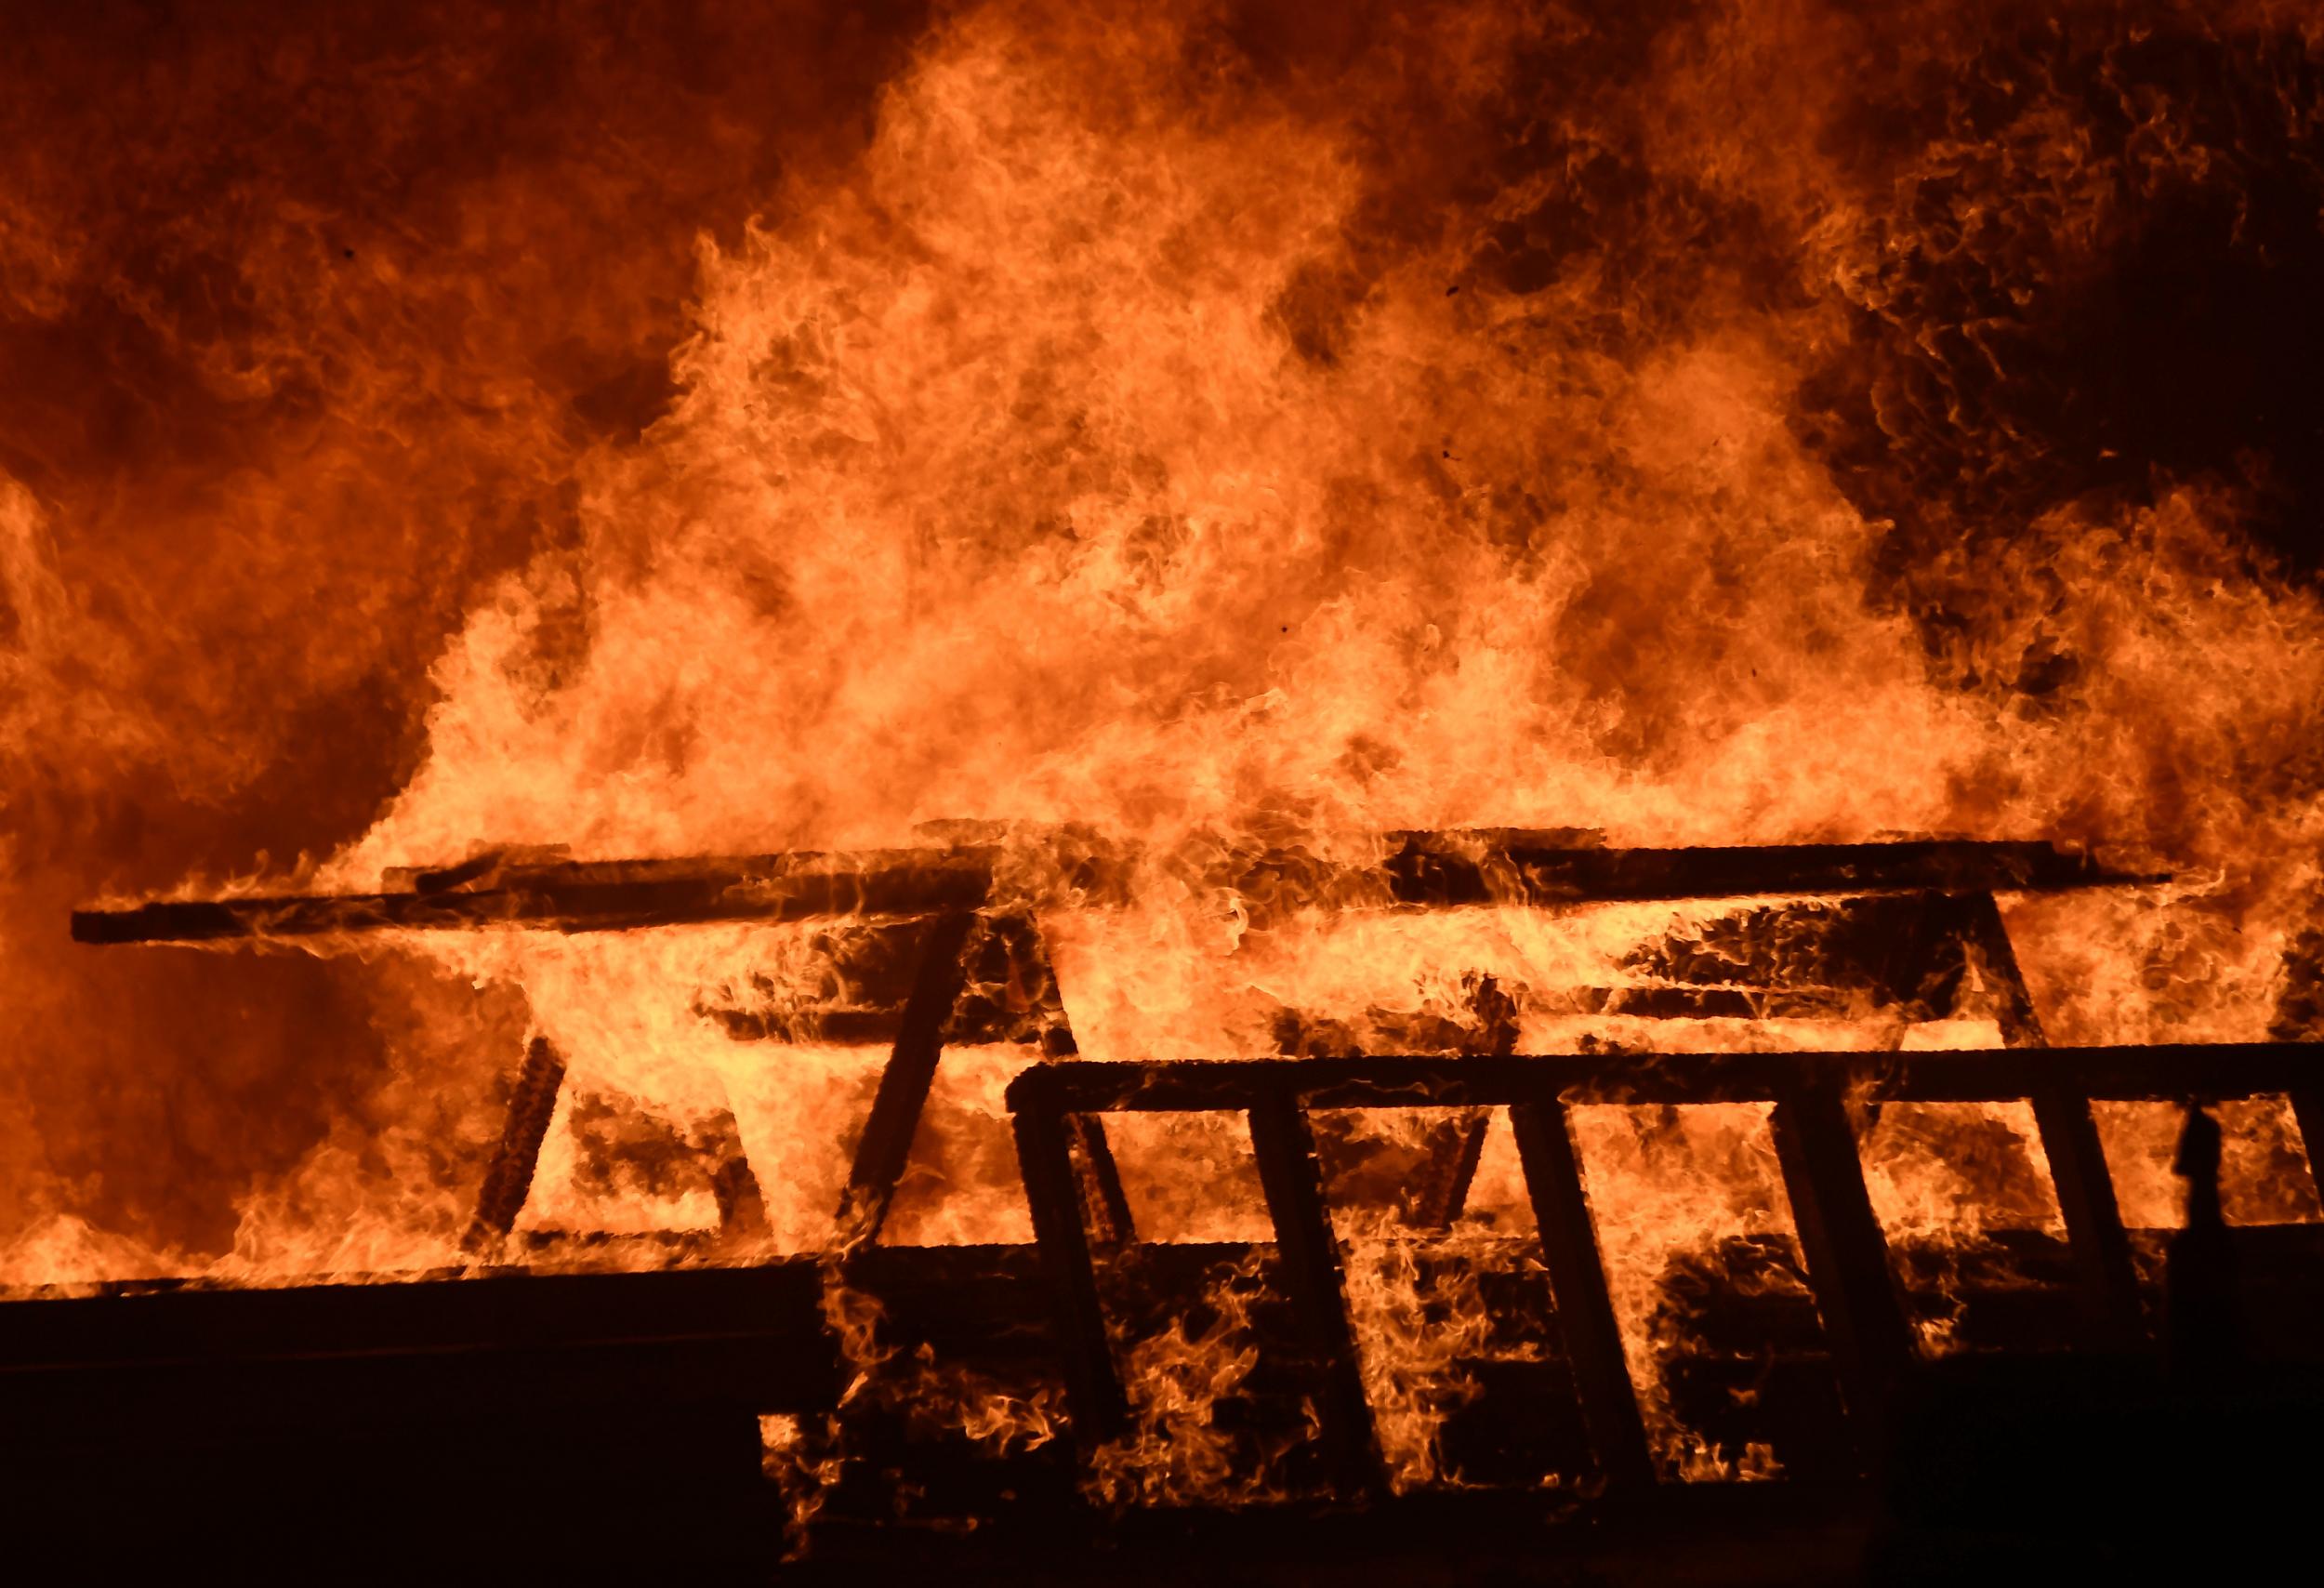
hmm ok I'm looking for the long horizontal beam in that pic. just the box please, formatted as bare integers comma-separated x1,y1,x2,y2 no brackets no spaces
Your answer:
1250,836,2156,909
71,835,2155,946
72,848,999,946
1006,1042,2324,1114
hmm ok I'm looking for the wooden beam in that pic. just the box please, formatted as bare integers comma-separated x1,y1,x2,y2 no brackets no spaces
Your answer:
1766,1079,1915,1463
1065,1114,1138,1246
1004,1044,2324,1116
462,1037,567,1256
1009,1093,1129,1448
1235,836,2157,914
1942,892,2145,1347
73,837,2154,946
71,848,997,944
837,912,977,1246
1245,1095,1386,1502
2028,1089,2147,1349
1508,1100,1658,1492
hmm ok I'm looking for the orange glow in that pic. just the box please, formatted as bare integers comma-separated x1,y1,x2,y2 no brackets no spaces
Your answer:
7,0,2324,1515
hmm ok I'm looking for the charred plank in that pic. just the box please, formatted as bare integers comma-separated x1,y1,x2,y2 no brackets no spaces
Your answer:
462,1036,567,1255
1509,1099,1657,1491
73,847,998,944
838,911,978,1245
1768,1080,1915,1462
1245,1094,1387,1500
74,836,2151,945
1007,1044,2324,1115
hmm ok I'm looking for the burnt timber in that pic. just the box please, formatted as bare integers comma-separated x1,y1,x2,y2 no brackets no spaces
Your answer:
69,833,2151,945
50,832,2324,1580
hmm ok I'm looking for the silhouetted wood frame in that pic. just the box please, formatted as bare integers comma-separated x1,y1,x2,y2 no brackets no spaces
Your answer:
1007,1039,2324,1495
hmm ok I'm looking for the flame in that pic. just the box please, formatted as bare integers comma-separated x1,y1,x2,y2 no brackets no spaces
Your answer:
8,0,2324,1515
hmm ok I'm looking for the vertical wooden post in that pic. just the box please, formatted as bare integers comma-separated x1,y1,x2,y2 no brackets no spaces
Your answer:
1406,1112,1491,1230
1509,1098,1658,1491
1022,954,1137,1246
463,1036,567,1257
1010,1085,1129,1448
1246,1092,1386,1501
2027,1089,2148,1347
1769,1075,1914,1463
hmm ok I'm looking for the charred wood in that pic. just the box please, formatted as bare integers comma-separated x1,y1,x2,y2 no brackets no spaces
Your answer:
1768,1081,1916,1462
73,847,999,944
72,835,2151,945
1246,1095,1388,1500
462,1036,567,1255
839,911,978,1245
1511,1098,1658,1491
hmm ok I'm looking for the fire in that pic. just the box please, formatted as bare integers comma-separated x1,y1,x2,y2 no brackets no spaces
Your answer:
7,0,2324,1524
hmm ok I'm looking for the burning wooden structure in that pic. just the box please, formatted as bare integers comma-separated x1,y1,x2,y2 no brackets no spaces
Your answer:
20,830,2324,1572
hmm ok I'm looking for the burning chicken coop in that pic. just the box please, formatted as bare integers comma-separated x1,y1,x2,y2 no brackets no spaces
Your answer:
8,2,2324,1581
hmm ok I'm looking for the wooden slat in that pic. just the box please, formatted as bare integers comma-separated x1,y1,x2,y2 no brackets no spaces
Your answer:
73,836,2152,945
1225,836,2154,915
1003,1044,2324,1115
2029,1089,2146,1348
2291,1090,2324,1199
1945,892,2048,1046
694,1109,772,1243
1065,1114,1138,1245
838,911,977,1245
1406,1110,1492,1230
1767,1080,1915,1463
71,849,997,944
1507,1100,1657,1492
1244,1095,1386,1501
1009,1097,1129,1448
461,1037,567,1256
1948,891,2145,1345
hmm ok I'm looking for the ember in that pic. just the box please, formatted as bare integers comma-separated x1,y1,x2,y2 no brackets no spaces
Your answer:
7,2,2324,1579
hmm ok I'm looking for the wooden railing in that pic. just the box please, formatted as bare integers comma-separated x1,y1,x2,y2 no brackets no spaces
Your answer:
1006,1044,2324,1495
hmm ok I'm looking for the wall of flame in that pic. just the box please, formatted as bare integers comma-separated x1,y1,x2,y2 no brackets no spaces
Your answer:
4,0,2323,1285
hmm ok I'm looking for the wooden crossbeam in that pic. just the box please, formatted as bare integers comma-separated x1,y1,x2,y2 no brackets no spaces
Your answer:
70,848,1000,944
71,837,2152,946
1006,1043,2324,1115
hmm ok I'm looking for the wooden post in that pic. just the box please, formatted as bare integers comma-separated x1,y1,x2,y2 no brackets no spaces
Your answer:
463,1036,567,1256
693,1109,772,1244
1009,1086,1129,1448
837,912,976,1246
1065,1114,1138,1246
1508,1099,1658,1491
2029,1089,2148,1348
2291,1090,2324,1207
1769,1077,1914,1464
1245,1093,1385,1501
1951,891,2145,1347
